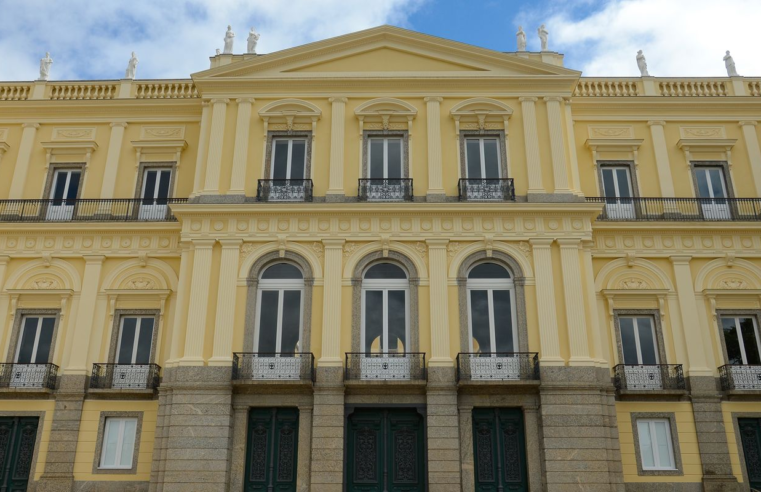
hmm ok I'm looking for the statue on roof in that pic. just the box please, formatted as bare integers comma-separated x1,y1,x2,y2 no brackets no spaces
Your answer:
38,52,53,81
636,50,649,76
247,27,260,54
516,26,526,52
223,25,235,54
125,52,139,79
724,51,739,77
538,24,549,51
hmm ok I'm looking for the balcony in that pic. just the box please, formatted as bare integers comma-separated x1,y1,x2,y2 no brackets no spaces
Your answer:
345,353,426,382
358,179,413,202
613,364,685,391
456,353,539,383
587,197,761,221
0,198,187,222
232,353,314,382
257,179,313,202
0,363,58,390
90,363,161,390
719,364,761,391
458,178,515,202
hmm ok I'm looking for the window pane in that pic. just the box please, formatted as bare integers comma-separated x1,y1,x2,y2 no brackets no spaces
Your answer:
35,318,55,364
653,421,673,468
470,290,491,353
52,172,68,200
257,291,280,353
142,171,157,200
364,290,383,353
281,291,302,354
135,318,154,364
16,318,39,364
619,318,639,365
262,263,303,280
387,290,406,353
739,318,761,365
696,170,710,198
387,139,402,178
722,318,743,364
289,141,306,179
466,140,482,178
156,171,170,201
708,169,726,198
120,419,137,467
637,421,655,469
66,172,81,201
483,139,500,178
601,169,616,197
469,263,510,279
637,318,658,365
492,290,514,352
272,141,290,179
364,263,406,279
369,139,384,179
615,169,631,198
118,318,137,364
102,420,120,467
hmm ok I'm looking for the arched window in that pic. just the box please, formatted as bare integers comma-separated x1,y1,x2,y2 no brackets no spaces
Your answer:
254,263,304,355
361,262,409,354
466,262,517,354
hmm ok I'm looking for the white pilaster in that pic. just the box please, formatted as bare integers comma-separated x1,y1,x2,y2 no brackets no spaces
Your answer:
202,98,229,195
647,121,675,197
581,242,605,365
327,97,348,198
229,99,254,195
670,256,711,376
210,239,243,365
544,97,571,193
558,239,592,365
99,121,127,200
191,101,211,198
520,98,543,195
530,239,563,364
166,243,192,366
563,99,582,195
64,256,105,374
427,239,451,365
319,239,345,367
425,97,445,198
739,121,761,196
180,239,215,365
9,123,39,199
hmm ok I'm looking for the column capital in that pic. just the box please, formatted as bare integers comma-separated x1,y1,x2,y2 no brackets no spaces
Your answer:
322,238,346,248
425,238,449,248
543,96,564,103
424,96,443,103
109,121,128,128
529,238,553,247
235,97,255,105
192,239,217,249
21,122,40,129
329,96,348,104
210,98,229,105
218,238,243,248
556,238,581,248
670,255,692,265
83,255,106,264
519,96,538,103
0,256,9,266
739,120,758,127
647,120,666,127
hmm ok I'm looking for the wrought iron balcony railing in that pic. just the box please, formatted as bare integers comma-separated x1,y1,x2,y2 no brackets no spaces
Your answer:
456,352,539,382
0,363,58,390
719,364,761,391
345,353,426,381
458,178,516,202
613,364,685,391
0,198,187,222
90,363,161,390
232,353,315,382
358,179,413,202
586,197,761,221
257,179,314,202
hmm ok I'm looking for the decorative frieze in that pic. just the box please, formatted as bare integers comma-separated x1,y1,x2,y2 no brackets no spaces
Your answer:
679,126,725,139
587,125,634,139
140,125,185,140
0,231,180,256
593,231,759,256
52,127,96,140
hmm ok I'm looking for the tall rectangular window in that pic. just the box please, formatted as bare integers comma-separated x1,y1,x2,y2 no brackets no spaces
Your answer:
368,137,403,179
465,138,501,179
99,418,137,469
271,138,307,180
722,316,761,365
619,316,658,365
637,419,676,470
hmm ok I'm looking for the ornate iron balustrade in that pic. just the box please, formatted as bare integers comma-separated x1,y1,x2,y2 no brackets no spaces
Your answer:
456,352,539,382
90,363,161,390
0,198,187,222
257,179,314,202
0,363,58,389
586,197,761,221
232,353,315,382
345,353,426,381
613,364,685,391
358,179,413,202
719,364,761,391
458,178,515,201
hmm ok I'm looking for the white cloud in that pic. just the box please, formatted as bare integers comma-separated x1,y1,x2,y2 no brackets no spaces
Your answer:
0,0,425,81
535,0,761,76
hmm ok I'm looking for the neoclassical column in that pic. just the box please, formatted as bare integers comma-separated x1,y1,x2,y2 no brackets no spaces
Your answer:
563,99,582,195
319,239,345,366
228,99,255,196
99,121,127,203
8,122,39,199
544,97,571,193
530,239,563,364
166,243,192,366
64,255,105,374
670,256,711,376
581,241,605,364
202,98,229,195
520,98,544,196
424,96,445,199
558,239,592,364
427,239,451,365
191,101,211,198
739,121,761,195
647,121,675,197
327,97,348,200
210,239,243,365
180,239,216,365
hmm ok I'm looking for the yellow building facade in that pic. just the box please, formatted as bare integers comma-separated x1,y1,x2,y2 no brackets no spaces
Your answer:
0,26,759,492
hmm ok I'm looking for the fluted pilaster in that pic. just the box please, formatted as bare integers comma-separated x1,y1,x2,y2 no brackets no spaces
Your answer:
202,98,229,195
647,121,675,197
9,123,39,199
670,256,712,376
544,97,571,193
320,239,345,366
425,97,444,198
210,239,243,365
558,239,592,364
520,98,543,195
427,239,451,365
739,121,761,195
327,97,348,198
530,239,562,364
191,102,211,198
100,122,127,200
229,99,254,195
180,239,215,365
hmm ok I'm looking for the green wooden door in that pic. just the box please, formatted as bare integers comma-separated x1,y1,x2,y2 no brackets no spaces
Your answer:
473,408,528,492
739,418,761,490
347,408,425,492
0,417,39,492
244,408,299,492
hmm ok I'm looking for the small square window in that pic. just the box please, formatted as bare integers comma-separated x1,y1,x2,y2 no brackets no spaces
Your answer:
637,419,676,470
99,417,137,469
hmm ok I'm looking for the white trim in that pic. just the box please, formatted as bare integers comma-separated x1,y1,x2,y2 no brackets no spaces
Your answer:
637,419,676,471
253,266,305,353
464,137,501,179
99,417,137,470
465,264,516,353
361,277,410,354
270,137,307,180
15,316,55,363
115,316,155,364
368,136,403,179
619,316,659,365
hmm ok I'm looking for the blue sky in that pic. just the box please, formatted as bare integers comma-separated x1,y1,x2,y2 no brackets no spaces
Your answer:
0,0,758,80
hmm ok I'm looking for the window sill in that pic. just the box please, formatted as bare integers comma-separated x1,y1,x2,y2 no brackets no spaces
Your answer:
0,387,55,397
457,379,540,389
617,388,689,401
87,387,157,400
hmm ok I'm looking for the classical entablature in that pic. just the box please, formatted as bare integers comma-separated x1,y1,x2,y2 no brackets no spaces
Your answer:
450,98,513,133
258,99,321,134
354,98,417,132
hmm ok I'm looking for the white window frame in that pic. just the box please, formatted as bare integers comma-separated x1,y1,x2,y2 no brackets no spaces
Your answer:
49,169,81,200
367,137,404,179
253,269,305,354
115,316,155,364
140,168,172,201
14,316,55,363
270,138,307,180
361,272,410,354
99,417,137,470
601,166,633,198
637,419,676,471
722,315,761,365
464,137,502,179
619,316,659,365
694,166,728,199
465,266,517,354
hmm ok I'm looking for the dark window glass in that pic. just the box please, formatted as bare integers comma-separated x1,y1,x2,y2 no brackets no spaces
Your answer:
483,139,500,178
369,139,384,179
118,318,137,364
387,290,406,353
637,318,658,365
708,168,726,198
696,170,711,198
466,139,481,179
142,171,157,201
281,291,302,354
35,318,55,364
387,139,402,179
615,169,631,198
290,140,306,179
16,318,39,364
364,290,383,353
364,263,406,279
470,290,491,353
66,172,81,203
601,168,616,197
469,263,510,279
619,317,639,365
156,171,170,203
492,290,514,352
257,291,280,353
135,318,154,364
261,263,303,280
272,140,290,179
722,318,743,365
740,318,761,365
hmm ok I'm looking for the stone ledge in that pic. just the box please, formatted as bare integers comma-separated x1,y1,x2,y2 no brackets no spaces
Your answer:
86,388,157,400
616,389,689,401
0,387,54,399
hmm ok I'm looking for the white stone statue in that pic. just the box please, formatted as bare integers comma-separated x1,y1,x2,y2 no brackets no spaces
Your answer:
38,52,53,81
216,48,221,56
223,25,235,54
247,27,260,54
636,50,649,76
516,26,526,51
538,24,549,51
724,50,739,76
125,52,139,79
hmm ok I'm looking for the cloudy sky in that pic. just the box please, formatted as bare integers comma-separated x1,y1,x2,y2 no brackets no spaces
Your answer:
0,0,758,81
